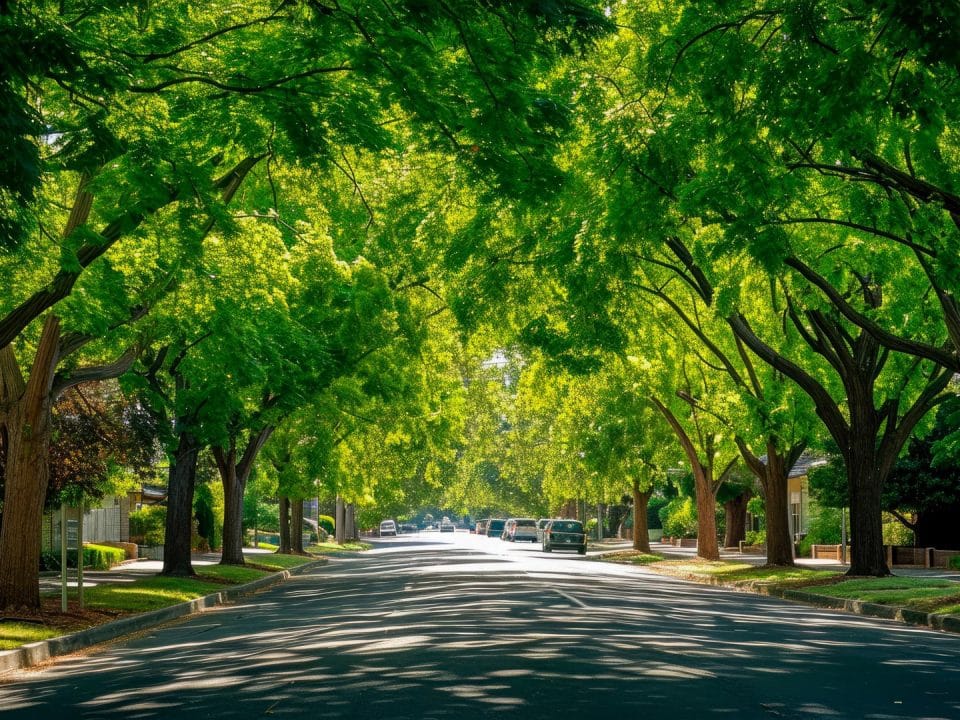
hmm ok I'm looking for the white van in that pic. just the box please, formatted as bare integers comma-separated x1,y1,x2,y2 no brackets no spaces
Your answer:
379,519,397,537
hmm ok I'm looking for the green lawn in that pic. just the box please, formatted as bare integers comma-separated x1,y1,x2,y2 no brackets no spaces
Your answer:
84,574,243,612
1,554,320,651
809,577,960,615
307,540,371,554
0,623,65,651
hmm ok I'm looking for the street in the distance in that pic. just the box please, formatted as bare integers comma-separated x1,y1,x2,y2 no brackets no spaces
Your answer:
2,532,959,719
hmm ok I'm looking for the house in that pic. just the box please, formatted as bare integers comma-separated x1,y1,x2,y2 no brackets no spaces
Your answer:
40,485,166,557
787,453,828,539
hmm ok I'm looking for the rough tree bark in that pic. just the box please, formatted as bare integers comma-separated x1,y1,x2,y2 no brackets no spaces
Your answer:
161,429,201,576
0,317,60,612
215,424,274,565
736,439,803,566
722,489,752,549
291,500,304,554
728,312,953,576
278,496,291,554
632,481,652,553
651,396,736,561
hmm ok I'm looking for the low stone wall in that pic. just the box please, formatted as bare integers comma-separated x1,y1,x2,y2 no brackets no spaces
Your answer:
889,545,928,567
138,545,164,561
811,544,845,561
932,549,960,569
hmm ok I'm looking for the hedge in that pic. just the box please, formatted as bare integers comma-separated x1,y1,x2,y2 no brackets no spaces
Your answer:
40,543,126,571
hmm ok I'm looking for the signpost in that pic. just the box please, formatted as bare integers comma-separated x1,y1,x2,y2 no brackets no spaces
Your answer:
59,502,86,610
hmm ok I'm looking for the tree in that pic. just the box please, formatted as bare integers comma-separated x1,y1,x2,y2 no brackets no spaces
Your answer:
2,0,611,609
555,1,959,575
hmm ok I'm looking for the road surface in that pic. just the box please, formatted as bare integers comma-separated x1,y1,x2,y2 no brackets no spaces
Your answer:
2,531,959,718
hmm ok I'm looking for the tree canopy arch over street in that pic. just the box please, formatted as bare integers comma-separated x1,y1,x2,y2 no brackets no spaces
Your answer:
3,0,960,615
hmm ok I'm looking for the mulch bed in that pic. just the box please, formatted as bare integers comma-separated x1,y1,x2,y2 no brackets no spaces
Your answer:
2,598,130,635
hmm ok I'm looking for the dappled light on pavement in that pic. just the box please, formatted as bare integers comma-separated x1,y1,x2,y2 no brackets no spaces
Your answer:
2,534,959,718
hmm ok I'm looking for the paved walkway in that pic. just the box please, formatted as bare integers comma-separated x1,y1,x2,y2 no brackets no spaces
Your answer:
39,549,275,591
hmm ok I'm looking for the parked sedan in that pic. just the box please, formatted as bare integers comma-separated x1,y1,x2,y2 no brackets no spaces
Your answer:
542,519,587,554
502,518,538,542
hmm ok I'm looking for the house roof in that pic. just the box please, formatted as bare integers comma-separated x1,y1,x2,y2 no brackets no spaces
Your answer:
140,484,167,503
788,452,830,478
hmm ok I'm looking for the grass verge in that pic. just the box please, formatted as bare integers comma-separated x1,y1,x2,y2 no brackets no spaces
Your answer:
307,541,372,554
1,553,320,652
599,550,960,616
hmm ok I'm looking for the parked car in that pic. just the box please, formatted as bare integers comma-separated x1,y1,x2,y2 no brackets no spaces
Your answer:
486,519,506,538
379,519,397,537
475,519,490,535
440,519,456,532
536,518,555,543
398,523,419,534
542,519,587,554
502,518,538,542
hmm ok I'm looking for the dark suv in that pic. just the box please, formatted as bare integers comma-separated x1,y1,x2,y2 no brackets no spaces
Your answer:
486,519,506,538
542,519,587,554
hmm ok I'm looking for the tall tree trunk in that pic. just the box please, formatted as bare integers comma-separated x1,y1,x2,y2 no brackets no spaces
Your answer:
215,424,274,566
335,496,345,544
278,496,291,554
723,490,751,549
761,453,795,567
217,445,245,565
632,481,652,553
0,316,60,612
845,441,888,576
161,429,200,576
693,467,720,560
292,500,304,554
651,396,722,561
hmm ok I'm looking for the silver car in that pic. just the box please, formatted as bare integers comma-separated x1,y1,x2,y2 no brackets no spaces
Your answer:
503,518,538,542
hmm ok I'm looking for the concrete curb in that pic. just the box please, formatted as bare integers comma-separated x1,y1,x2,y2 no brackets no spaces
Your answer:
598,550,960,635
761,585,960,634
0,559,327,676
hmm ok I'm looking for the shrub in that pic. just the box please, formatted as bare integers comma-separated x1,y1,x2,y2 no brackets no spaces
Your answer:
194,483,223,551
83,543,125,570
647,495,669,530
660,497,698,539
317,514,335,535
745,530,766,546
130,505,166,545
882,512,914,546
798,505,843,557
38,544,124,570
949,556,960,571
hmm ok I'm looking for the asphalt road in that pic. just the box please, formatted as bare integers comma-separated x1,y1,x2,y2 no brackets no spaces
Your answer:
3,532,959,719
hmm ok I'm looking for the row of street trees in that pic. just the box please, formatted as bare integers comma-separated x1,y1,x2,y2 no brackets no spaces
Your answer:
435,1,960,575
0,0,612,612
3,1,959,615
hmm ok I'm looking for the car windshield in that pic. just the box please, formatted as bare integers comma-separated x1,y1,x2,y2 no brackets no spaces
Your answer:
551,521,582,532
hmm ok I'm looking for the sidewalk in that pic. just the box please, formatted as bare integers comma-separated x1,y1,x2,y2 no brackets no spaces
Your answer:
38,549,276,592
